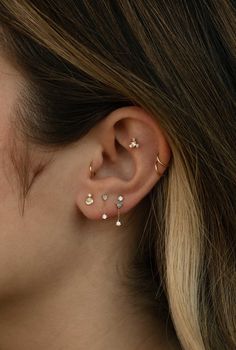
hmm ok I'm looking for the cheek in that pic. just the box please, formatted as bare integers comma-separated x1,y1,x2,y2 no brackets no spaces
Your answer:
0,148,79,300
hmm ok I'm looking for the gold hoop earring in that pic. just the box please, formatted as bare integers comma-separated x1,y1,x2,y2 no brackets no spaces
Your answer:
154,152,168,176
89,161,96,178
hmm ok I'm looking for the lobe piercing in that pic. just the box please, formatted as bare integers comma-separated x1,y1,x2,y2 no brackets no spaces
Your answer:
129,138,140,148
101,193,109,220
102,213,108,220
85,193,94,205
116,195,124,226
101,193,108,201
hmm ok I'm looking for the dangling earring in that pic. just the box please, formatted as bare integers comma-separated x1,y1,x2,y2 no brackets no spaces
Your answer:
101,193,108,220
115,195,124,226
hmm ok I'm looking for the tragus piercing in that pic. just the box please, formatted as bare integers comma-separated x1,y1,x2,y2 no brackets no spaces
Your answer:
129,138,140,148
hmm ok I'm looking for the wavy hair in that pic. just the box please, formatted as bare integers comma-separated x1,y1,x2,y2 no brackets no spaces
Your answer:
0,1,235,349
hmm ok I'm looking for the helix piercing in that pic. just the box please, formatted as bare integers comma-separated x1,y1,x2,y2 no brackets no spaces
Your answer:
85,193,94,205
154,152,168,176
129,138,140,148
116,195,124,226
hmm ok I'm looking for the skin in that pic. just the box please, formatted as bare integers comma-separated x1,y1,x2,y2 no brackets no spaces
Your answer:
0,53,179,350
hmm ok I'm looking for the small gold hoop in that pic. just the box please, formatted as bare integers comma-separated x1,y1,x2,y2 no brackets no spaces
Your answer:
89,161,96,178
155,152,168,176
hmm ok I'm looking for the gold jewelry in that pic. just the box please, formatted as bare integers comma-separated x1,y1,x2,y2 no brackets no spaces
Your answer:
116,195,124,226
154,152,168,176
85,193,94,205
102,213,108,220
129,138,140,148
101,193,108,201
101,193,108,220
89,161,96,178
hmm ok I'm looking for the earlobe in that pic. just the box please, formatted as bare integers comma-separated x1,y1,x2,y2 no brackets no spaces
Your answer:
75,106,172,226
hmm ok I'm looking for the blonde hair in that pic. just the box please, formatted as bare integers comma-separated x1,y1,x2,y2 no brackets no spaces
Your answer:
0,1,235,348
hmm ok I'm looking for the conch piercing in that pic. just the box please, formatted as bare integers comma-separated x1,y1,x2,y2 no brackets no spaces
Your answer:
116,195,124,226
154,152,168,176
129,138,140,148
85,193,94,205
101,193,108,220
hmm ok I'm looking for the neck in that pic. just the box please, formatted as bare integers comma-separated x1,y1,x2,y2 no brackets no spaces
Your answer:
0,226,179,350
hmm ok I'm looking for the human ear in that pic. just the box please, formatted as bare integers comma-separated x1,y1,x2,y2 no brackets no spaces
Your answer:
75,106,171,225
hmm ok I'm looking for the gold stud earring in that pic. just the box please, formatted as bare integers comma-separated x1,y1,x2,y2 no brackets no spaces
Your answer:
129,138,140,148
154,152,168,176
116,195,124,226
85,193,94,205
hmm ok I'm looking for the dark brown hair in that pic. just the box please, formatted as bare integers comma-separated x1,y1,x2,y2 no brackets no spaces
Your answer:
0,1,235,349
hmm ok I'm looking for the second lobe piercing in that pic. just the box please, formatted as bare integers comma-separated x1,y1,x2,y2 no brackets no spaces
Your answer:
101,193,108,220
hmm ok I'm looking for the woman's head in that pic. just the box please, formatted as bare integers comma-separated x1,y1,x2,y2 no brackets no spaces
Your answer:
0,1,235,349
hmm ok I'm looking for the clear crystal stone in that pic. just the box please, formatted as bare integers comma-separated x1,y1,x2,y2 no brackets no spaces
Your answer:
118,195,123,201
102,194,108,201
116,220,121,226
102,213,108,220
85,197,94,205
